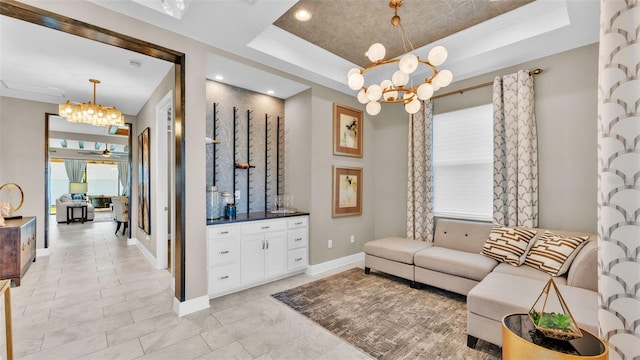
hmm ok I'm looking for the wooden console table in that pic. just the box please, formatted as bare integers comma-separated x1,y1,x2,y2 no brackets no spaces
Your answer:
502,313,608,360
0,217,36,286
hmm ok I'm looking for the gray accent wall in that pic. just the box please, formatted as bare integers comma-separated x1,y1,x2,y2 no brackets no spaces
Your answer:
435,43,598,233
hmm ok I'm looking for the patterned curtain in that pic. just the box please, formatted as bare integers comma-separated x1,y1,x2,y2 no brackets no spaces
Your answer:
492,70,538,228
597,1,640,359
117,162,129,196
64,159,86,183
407,100,434,242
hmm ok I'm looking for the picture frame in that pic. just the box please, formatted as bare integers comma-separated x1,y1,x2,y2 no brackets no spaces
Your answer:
138,127,151,235
332,166,363,217
333,103,363,158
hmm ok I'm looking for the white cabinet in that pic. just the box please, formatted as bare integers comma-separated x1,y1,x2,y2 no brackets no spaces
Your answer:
206,226,241,294
207,215,308,298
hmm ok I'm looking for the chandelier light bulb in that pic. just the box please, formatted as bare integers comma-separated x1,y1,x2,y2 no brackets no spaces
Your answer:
366,84,383,101
428,46,448,66
392,70,409,87
433,69,453,88
405,98,421,114
366,101,381,116
357,89,369,104
366,43,386,63
399,53,419,74
348,67,360,78
417,83,434,100
348,73,365,90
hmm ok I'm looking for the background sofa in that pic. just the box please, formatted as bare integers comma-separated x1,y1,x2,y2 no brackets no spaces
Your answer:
364,218,597,348
56,194,95,223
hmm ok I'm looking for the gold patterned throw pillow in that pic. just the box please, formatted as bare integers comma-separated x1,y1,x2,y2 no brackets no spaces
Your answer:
524,231,590,276
480,226,538,266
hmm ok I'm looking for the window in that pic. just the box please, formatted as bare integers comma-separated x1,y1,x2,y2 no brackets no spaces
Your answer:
86,163,119,196
433,104,493,221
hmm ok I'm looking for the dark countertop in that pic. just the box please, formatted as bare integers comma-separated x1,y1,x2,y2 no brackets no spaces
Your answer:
207,211,309,226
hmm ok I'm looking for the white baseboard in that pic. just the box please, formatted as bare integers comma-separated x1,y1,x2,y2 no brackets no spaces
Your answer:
305,252,364,276
36,247,54,257
173,295,210,317
134,238,160,269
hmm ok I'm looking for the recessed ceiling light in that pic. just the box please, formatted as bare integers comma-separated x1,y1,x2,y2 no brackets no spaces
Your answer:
214,75,224,80
267,90,274,95
294,9,312,22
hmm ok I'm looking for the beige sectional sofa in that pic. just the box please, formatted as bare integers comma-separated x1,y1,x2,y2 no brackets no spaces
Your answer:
363,218,597,349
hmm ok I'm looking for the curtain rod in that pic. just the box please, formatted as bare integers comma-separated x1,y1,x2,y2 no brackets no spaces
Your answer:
431,68,543,100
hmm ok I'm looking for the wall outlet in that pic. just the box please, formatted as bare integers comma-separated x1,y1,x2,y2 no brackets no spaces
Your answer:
350,235,355,243
234,190,240,200
328,239,333,248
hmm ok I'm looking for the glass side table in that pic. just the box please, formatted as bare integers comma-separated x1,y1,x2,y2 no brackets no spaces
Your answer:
502,313,608,360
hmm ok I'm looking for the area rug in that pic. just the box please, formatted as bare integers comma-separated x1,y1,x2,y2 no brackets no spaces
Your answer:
272,268,501,360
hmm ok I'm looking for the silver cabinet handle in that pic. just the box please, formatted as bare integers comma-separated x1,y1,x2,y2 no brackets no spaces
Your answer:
219,250,229,255
261,225,270,230
295,237,303,242
220,231,229,235
294,221,302,226
262,240,265,249
266,240,269,249
219,275,229,280
295,257,303,262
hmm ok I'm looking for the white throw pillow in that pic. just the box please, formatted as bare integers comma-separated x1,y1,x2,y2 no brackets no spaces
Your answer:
524,231,589,276
480,226,538,266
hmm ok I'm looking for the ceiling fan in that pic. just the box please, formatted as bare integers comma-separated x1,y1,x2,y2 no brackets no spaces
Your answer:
76,143,128,158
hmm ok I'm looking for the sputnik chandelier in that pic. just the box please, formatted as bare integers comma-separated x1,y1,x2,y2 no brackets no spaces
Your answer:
58,79,125,127
347,0,453,116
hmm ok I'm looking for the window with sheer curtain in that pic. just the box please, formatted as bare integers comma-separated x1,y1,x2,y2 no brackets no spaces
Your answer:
433,104,493,221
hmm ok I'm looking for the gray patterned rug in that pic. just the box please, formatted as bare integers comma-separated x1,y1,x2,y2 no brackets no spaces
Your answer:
272,268,501,360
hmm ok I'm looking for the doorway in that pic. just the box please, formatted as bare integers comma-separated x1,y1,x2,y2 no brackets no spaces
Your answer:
1,1,189,302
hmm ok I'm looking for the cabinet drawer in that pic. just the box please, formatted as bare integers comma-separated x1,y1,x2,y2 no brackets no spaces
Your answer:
287,248,308,271
208,239,240,267
242,220,286,234
208,263,241,293
287,229,308,250
288,217,308,229
207,225,239,240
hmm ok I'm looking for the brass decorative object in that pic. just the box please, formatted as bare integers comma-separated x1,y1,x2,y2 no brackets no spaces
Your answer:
0,183,24,219
528,278,583,340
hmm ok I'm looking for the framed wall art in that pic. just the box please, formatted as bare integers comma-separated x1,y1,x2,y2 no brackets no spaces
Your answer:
333,103,363,158
332,166,363,217
138,127,151,235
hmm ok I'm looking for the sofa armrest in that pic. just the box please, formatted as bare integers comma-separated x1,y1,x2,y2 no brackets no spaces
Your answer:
567,240,597,292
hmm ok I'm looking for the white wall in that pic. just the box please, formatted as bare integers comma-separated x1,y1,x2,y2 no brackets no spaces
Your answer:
0,97,52,248
133,68,175,257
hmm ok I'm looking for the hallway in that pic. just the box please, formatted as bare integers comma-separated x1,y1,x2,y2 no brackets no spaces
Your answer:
0,218,370,359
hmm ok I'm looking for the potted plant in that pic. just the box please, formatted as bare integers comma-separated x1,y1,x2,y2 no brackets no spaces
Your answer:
528,279,583,341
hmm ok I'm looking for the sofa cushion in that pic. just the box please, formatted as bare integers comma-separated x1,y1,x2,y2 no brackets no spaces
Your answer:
492,263,567,285
480,226,537,266
433,218,493,253
524,231,589,276
467,272,598,334
567,240,597,292
59,194,72,203
414,247,498,282
363,237,431,265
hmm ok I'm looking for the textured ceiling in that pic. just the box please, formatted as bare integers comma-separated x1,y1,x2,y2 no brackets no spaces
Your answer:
274,0,534,67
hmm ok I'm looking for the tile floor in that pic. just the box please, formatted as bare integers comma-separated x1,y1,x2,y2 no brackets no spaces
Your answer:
0,217,372,359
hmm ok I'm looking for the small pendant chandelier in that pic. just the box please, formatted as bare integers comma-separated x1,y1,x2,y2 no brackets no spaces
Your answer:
58,79,125,127
347,0,453,116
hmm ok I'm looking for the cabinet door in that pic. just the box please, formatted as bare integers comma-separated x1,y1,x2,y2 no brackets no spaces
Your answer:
241,234,266,284
264,232,287,278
